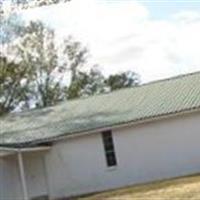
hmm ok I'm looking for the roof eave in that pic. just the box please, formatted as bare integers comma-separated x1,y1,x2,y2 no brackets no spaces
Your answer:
4,105,199,148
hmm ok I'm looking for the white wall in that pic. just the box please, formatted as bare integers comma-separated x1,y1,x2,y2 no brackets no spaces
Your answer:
1,111,200,199
0,152,48,200
45,111,200,199
0,156,23,200
24,152,48,199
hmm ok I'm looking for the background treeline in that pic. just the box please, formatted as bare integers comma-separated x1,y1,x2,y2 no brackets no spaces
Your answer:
0,1,140,116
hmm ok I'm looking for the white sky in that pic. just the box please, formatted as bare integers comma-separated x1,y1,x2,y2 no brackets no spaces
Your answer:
22,0,200,82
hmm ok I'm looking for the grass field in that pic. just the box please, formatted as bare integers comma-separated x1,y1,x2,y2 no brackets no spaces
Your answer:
77,174,200,200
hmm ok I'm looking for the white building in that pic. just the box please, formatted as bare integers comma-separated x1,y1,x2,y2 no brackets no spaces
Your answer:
0,72,200,200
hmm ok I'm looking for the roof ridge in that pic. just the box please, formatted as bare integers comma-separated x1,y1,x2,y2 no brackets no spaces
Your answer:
137,70,200,88
57,70,200,103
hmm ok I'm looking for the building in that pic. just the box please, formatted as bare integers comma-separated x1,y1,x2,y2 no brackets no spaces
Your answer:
0,72,200,200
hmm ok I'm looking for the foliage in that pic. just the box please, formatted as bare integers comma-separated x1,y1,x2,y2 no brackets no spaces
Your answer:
0,56,31,115
0,21,90,112
105,71,140,91
0,0,71,44
68,69,140,99
14,21,89,108
0,0,70,14
67,68,106,99
0,12,24,44
0,20,140,115
63,37,88,83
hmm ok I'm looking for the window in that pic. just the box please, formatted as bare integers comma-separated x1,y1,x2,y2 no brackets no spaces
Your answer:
102,130,117,167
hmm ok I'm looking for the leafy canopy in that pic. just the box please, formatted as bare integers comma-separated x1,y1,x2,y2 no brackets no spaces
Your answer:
0,20,140,116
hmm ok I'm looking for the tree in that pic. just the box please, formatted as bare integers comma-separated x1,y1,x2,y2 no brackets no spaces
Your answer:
67,67,106,99
0,0,71,44
63,37,88,83
1,21,89,110
17,21,86,108
0,56,32,115
1,20,140,115
67,69,140,100
105,71,140,91
0,12,24,44
0,0,71,14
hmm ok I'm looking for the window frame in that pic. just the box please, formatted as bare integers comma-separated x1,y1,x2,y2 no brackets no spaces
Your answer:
102,130,117,167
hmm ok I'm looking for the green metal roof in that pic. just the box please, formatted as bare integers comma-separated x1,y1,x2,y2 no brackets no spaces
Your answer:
1,72,200,147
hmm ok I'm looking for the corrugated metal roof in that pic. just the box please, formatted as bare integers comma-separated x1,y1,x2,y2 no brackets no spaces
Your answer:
1,72,200,147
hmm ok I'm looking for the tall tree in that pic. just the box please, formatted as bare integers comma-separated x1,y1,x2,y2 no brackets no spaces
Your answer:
0,56,32,115
0,21,140,115
0,0,71,44
1,21,89,110
63,37,88,83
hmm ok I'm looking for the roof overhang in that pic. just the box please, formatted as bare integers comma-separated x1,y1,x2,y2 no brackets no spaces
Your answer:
0,146,51,157
1,106,200,148
38,106,200,144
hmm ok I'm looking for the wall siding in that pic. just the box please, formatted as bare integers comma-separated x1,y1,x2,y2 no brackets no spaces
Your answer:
0,156,23,200
1,112,200,199
0,153,48,200
24,152,48,199
45,112,200,199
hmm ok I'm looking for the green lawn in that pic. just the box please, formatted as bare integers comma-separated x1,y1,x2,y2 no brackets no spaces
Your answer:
77,174,200,200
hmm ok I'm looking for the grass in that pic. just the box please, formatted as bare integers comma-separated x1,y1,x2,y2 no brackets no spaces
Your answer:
77,174,200,200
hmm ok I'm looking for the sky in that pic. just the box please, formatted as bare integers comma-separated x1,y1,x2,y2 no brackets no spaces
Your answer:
22,0,200,82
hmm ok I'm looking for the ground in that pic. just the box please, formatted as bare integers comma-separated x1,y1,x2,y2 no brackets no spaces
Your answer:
76,174,200,200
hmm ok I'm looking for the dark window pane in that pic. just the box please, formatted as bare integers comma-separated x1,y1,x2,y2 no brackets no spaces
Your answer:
102,130,117,167
102,131,114,150
106,152,117,167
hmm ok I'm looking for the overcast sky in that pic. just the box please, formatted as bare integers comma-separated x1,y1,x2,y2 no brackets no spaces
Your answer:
23,0,200,82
